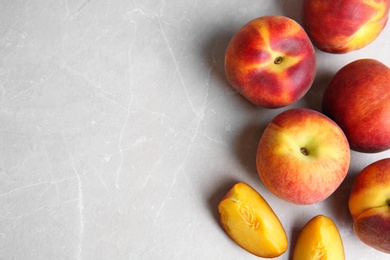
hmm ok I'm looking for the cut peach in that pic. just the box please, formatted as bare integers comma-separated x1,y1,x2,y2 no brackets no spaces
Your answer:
218,182,288,258
292,215,345,260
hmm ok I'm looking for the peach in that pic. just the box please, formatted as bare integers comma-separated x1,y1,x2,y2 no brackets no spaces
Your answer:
224,15,316,108
218,182,288,258
322,59,390,153
292,215,345,260
348,158,390,253
302,0,390,53
256,108,350,205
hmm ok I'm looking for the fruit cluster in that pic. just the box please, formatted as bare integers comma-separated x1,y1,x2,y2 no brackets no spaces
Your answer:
217,0,390,258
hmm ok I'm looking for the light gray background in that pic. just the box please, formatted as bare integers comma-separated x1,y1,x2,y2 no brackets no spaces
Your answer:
1,0,389,259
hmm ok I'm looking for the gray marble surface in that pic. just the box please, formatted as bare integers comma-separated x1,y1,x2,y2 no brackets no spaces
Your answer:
1,0,389,259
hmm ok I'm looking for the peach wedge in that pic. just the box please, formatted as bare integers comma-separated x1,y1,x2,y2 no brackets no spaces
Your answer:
218,182,288,258
292,215,345,260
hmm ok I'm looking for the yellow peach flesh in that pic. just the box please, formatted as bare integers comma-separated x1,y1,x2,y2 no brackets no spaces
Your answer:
292,215,345,260
218,182,288,258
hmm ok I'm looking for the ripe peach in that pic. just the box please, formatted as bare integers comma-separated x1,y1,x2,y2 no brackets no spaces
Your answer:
292,215,345,260
302,0,390,53
256,108,350,205
349,158,390,253
218,182,288,258
322,59,390,153
225,15,316,108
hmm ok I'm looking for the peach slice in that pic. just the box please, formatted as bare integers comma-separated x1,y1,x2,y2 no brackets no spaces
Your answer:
218,182,288,258
292,215,345,260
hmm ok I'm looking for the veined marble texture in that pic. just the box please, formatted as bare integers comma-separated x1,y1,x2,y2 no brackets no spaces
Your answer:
1,1,389,259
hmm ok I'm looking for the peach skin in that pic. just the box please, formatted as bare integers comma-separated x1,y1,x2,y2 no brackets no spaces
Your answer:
302,0,390,53
225,16,316,108
256,108,350,205
322,59,390,153
349,158,390,254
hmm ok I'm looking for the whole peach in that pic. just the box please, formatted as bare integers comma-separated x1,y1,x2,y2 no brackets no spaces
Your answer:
302,0,390,53
225,16,316,108
256,108,350,205
322,59,390,153
349,158,390,253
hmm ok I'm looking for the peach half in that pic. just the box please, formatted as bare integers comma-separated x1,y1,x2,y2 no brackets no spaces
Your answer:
218,182,288,258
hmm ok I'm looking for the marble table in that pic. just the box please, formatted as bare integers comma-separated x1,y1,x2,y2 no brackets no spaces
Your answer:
1,0,389,259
